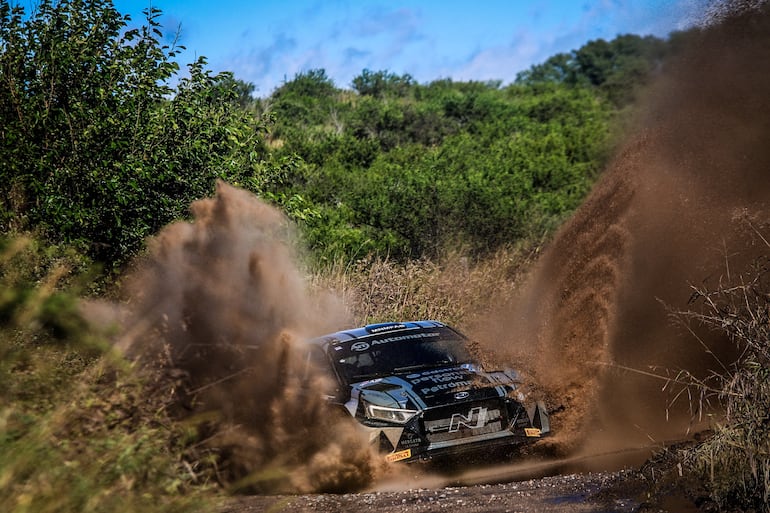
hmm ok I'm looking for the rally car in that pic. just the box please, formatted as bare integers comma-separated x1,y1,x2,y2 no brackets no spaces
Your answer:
305,320,550,463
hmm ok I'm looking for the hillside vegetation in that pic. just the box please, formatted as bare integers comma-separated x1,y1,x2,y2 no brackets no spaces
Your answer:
3,1,767,511
0,0,676,270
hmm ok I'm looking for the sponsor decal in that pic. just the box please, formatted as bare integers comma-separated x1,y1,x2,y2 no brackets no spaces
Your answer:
353,332,441,353
385,448,412,463
407,366,463,380
351,341,370,352
449,406,488,433
408,369,474,395
454,391,470,400
428,383,469,395
409,370,465,385
420,380,472,395
525,427,542,437
369,323,407,333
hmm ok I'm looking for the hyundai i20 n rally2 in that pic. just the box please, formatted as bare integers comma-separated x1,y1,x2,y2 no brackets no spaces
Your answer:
306,321,550,463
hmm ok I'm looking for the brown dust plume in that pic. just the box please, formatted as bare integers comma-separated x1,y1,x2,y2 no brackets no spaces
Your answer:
116,181,383,494
483,2,770,456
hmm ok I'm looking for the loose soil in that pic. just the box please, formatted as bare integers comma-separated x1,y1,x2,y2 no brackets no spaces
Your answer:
222,443,708,513
223,470,695,513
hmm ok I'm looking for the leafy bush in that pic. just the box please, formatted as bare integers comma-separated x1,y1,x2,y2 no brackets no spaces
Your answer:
0,0,267,267
266,73,613,262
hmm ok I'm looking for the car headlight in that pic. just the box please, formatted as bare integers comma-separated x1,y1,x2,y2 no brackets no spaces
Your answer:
365,403,418,424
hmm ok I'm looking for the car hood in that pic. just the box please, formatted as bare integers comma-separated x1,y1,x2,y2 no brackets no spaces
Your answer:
350,365,520,410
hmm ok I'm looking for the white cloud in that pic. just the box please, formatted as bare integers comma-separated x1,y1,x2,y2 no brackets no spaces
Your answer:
214,0,710,95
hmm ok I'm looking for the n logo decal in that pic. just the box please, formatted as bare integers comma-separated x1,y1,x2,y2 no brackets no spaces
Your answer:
449,406,488,432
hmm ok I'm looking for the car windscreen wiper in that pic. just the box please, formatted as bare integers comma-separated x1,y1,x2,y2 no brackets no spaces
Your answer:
393,361,455,373
350,372,383,382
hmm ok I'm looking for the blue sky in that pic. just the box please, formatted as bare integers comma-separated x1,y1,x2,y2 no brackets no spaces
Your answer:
112,1,707,96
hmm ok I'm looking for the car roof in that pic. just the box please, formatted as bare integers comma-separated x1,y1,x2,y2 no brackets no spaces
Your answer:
308,320,449,350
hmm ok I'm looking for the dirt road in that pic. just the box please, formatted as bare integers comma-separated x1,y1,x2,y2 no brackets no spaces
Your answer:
222,469,693,513
221,447,702,513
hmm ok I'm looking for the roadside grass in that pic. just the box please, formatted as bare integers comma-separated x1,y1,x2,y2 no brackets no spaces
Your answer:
673,238,770,511
312,242,543,328
0,236,210,513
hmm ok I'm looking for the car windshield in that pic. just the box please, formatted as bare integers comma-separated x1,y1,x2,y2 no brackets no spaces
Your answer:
333,328,473,384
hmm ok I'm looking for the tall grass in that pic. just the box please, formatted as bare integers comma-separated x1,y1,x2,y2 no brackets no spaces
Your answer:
0,236,208,513
312,243,542,328
677,246,770,511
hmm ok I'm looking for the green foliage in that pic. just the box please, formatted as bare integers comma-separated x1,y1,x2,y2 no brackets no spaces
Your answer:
0,0,267,266
516,33,671,105
352,69,415,98
0,0,685,269
269,69,339,134
268,72,611,261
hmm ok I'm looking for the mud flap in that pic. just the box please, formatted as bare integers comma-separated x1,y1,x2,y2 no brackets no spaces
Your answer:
526,401,550,435
368,426,405,451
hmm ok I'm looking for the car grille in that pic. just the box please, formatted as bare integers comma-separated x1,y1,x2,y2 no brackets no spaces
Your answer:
422,399,507,443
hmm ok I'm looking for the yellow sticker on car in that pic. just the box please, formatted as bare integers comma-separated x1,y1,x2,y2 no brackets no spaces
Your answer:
525,428,541,437
385,449,412,463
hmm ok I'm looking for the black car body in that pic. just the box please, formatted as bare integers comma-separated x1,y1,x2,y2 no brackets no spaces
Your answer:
306,320,550,463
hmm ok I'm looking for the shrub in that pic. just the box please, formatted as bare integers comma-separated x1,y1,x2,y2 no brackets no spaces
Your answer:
0,0,266,267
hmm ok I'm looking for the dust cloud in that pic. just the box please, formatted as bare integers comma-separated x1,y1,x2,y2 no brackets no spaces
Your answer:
114,181,384,494
484,1,770,457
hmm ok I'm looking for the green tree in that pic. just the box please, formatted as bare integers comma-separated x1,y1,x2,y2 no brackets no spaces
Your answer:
514,52,576,85
516,33,669,105
352,69,415,98
0,0,266,266
270,69,338,129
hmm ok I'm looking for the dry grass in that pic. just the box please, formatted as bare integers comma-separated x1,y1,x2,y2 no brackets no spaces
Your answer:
674,247,770,511
0,236,209,513
312,243,543,329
